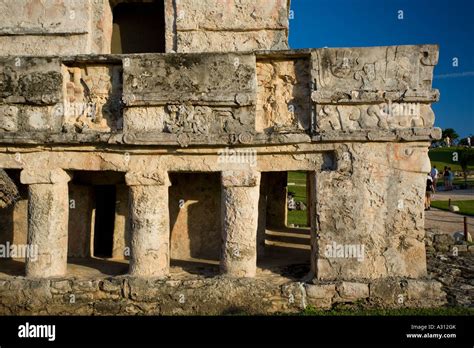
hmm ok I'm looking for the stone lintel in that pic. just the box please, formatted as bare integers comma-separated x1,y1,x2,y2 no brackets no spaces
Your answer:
125,171,170,187
20,168,72,185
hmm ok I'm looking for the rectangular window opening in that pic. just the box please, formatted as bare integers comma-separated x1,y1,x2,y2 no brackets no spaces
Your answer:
111,0,166,54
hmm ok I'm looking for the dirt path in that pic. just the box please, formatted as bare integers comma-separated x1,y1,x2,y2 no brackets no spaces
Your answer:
431,189,474,201
425,208,474,235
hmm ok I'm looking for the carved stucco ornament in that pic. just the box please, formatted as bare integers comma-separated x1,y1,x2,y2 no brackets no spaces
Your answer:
238,132,253,144
177,133,191,147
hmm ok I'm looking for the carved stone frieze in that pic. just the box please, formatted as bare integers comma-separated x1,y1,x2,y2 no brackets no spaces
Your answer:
316,103,435,132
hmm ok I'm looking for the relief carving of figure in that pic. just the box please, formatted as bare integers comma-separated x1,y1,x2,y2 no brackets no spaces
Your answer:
330,50,360,78
63,66,122,133
165,104,212,135
354,63,376,90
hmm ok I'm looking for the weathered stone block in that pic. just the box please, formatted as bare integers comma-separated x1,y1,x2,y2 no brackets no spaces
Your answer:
128,278,163,302
369,279,406,306
94,301,124,315
0,69,15,97
311,45,438,93
305,283,336,299
51,280,72,293
99,279,123,293
337,281,369,301
0,105,19,132
305,284,336,309
433,233,455,252
18,71,62,105
71,280,100,292
123,53,256,106
123,107,166,133
405,280,446,307
0,57,62,110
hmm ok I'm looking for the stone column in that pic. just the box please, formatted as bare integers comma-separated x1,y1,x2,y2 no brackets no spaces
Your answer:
20,168,72,278
221,170,261,277
125,171,170,277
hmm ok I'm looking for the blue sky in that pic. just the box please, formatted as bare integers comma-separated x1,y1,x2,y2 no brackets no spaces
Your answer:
288,0,474,138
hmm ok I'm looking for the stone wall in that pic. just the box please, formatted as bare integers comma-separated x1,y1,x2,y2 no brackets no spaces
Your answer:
0,46,441,146
0,0,112,55
0,276,445,315
314,142,430,280
0,0,289,55
169,173,221,261
169,0,290,53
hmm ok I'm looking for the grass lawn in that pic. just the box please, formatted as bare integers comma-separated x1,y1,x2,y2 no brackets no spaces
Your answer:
287,172,308,227
429,147,474,172
430,200,474,216
436,178,474,187
287,210,308,226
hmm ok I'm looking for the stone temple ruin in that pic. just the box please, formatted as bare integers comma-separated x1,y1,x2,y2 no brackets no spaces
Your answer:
0,0,446,314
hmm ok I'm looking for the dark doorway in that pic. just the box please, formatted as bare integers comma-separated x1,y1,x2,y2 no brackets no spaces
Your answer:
93,185,116,258
257,171,311,279
111,1,166,53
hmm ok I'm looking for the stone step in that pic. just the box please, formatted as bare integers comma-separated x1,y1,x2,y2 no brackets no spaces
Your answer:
265,230,311,246
264,240,311,250
266,227,311,235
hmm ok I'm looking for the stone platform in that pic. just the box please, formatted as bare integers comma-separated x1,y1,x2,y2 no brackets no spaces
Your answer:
0,257,446,315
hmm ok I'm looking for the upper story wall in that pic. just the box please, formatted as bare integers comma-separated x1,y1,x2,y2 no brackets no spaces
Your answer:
0,0,112,55
0,45,441,147
0,0,290,56
168,0,289,53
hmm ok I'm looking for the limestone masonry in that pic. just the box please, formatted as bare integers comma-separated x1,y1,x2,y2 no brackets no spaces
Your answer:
0,0,446,314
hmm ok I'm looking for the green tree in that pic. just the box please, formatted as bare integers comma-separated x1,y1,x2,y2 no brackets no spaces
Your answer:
458,135,473,146
442,128,459,142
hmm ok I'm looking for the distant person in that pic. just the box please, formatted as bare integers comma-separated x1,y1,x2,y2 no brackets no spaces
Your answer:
430,165,438,192
468,137,471,148
287,195,296,211
448,167,454,190
445,136,451,147
425,173,434,210
443,166,449,190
